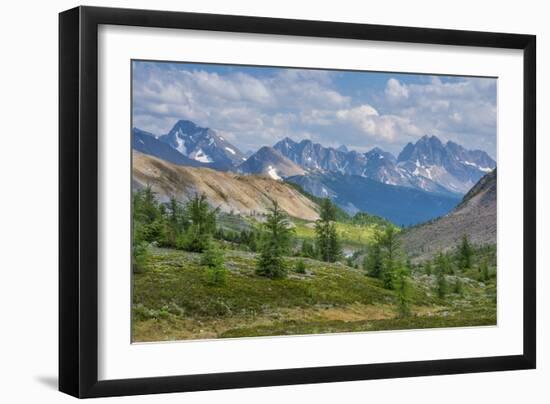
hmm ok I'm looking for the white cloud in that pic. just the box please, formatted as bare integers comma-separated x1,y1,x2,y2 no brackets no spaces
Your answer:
336,104,421,142
385,78,409,101
132,62,496,157
377,77,496,155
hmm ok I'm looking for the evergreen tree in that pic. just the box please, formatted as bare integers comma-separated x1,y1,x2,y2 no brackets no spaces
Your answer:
394,265,411,317
327,224,342,262
453,277,464,295
458,234,473,270
164,197,184,247
315,198,342,262
248,231,258,252
295,259,306,274
300,240,316,258
479,259,490,282
378,227,402,289
132,240,150,273
179,194,217,252
256,201,294,279
201,242,227,286
435,252,448,298
140,186,160,223
133,187,165,243
363,242,382,278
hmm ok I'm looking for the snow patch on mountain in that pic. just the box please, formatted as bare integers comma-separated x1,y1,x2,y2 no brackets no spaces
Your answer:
267,165,282,180
192,149,213,163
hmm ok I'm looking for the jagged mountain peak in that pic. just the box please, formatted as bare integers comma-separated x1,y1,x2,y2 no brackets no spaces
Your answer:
238,146,305,180
365,147,396,160
396,134,495,193
133,119,246,169
420,134,442,143
281,136,297,144
337,144,349,153
171,119,201,132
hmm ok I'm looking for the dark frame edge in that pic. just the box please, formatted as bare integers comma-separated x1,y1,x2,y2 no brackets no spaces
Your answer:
82,355,532,398
59,6,81,398
522,34,536,369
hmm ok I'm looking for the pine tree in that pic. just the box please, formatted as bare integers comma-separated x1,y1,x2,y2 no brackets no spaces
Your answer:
458,234,473,270
164,197,184,247
394,265,411,317
300,240,315,258
435,252,448,298
133,187,165,243
295,259,306,274
256,200,294,279
479,259,490,282
141,186,160,223
327,224,342,262
132,241,150,273
453,277,464,295
363,242,382,278
378,227,401,289
179,193,217,252
201,242,227,286
315,198,341,262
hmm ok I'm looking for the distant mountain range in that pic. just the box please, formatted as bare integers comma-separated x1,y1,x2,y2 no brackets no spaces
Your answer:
132,119,496,224
271,135,494,194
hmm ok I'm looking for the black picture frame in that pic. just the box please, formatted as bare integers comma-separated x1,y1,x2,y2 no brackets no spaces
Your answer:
59,6,536,398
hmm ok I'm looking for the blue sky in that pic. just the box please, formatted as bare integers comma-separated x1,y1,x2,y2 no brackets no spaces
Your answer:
132,60,497,158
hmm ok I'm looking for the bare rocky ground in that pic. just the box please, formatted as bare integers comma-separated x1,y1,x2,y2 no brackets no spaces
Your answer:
399,170,496,261
133,151,320,221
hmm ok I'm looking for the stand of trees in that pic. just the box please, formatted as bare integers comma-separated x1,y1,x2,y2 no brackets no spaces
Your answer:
419,235,495,287
214,228,260,252
132,187,220,272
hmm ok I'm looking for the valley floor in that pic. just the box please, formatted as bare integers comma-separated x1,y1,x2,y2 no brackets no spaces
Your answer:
132,248,496,342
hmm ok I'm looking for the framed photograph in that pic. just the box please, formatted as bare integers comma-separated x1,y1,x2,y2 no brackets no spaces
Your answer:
59,6,536,398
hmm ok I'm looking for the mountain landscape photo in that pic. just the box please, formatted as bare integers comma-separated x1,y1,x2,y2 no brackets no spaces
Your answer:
131,61,498,342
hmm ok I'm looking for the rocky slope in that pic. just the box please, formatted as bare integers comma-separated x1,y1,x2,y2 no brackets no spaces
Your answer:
399,169,497,260
273,135,494,194
237,146,305,179
157,120,246,169
132,151,319,221
132,128,204,167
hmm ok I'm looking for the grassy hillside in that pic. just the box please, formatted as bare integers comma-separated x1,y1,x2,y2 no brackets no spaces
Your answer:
133,248,496,342
131,171,496,342
292,219,382,247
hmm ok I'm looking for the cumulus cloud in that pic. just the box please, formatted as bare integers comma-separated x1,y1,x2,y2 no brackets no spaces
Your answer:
132,61,496,157
379,77,497,155
385,78,409,102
